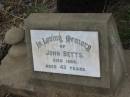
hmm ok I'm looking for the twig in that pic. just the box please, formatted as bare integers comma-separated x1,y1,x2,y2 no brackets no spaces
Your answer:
5,93,10,97
102,0,108,12
2,10,24,20
42,0,46,4
35,0,38,7
18,0,22,6
7,12,24,20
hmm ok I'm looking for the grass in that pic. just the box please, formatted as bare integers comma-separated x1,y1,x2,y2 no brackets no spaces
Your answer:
26,4,49,16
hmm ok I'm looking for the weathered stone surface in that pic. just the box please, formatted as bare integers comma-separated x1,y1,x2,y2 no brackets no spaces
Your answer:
0,55,33,91
8,42,27,58
4,27,24,45
24,13,125,90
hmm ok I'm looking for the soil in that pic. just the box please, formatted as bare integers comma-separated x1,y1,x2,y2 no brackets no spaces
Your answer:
0,86,23,97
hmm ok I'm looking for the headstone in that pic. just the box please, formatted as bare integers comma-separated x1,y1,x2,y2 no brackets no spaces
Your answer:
24,13,125,90
57,0,106,13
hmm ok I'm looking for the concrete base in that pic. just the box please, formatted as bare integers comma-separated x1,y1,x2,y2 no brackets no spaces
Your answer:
24,13,125,89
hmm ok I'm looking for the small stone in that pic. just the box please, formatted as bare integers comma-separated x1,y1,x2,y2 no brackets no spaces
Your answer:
8,43,27,58
4,27,25,45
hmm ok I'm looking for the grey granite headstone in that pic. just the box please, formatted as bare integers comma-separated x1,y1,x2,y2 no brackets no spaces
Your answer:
24,13,125,90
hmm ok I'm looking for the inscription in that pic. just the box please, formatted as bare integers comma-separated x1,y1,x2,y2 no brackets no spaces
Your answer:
45,64,86,72
46,50,83,58
35,34,91,51
31,30,100,77
46,51,60,56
